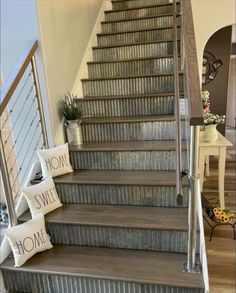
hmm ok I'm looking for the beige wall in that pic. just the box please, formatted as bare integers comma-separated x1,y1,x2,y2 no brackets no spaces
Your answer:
37,0,103,144
191,0,236,76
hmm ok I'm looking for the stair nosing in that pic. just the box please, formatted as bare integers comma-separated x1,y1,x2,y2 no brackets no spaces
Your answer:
92,39,177,50
69,141,187,152
81,72,183,82
101,13,174,24
97,25,179,36
54,170,189,186
111,0,177,3
81,114,177,124
105,2,176,13
19,204,189,231
87,55,177,65
77,92,184,100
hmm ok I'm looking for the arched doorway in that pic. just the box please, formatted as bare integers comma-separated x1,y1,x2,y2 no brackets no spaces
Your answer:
201,25,235,135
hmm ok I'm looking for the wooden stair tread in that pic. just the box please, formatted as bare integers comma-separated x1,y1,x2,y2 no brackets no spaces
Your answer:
87,54,176,64
69,140,187,151
92,39,175,49
77,92,183,100
97,25,177,36
1,245,204,289
101,13,174,24
81,114,176,124
111,0,178,3
54,170,189,186
19,204,188,230
81,72,183,82
105,3,176,13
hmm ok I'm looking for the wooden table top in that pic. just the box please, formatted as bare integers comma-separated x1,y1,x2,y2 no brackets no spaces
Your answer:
199,130,233,147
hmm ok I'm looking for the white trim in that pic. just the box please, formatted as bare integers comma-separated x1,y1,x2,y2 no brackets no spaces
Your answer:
72,0,112,97
197,180,210,293
54,120,66,145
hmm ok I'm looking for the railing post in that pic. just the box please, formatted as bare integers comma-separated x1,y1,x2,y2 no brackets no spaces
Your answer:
179,1,185,72
31,55,49,149
0,133,18,227
173,0,183,205
183,125,201,273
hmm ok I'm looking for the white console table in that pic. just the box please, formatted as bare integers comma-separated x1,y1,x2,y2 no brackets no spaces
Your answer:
198,130,232,209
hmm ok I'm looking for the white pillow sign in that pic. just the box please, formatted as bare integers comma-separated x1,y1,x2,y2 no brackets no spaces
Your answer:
37,143,73,178
22,176,62,218
5,214,53,267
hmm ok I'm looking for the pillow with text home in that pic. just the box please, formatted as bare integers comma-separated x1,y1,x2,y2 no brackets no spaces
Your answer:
5,214,53,267
37,143,73,178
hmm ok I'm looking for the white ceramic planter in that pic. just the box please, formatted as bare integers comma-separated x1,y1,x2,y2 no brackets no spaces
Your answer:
203,124,218,142
65,120,83,145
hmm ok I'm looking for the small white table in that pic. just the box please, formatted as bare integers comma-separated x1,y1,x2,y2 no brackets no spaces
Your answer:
198,130,232,209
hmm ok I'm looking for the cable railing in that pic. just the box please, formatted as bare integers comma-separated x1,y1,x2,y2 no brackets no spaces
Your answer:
0,40,48,227
173,0,208,279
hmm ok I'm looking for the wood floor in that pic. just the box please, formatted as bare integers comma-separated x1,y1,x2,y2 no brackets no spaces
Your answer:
203,128,236,293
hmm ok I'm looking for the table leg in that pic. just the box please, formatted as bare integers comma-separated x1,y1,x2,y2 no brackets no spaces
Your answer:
218,147,226,209
205,155,210,177
198,149,205,192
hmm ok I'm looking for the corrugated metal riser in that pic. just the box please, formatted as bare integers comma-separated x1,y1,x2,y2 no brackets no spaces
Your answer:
112,0,175,10
55,183,189,207
82,75,183,97
102,15,175,33
97,28,180,47
93,41,179,61
2,271,205,293
47,224,189,253
88,58,179,78
81,120,187,142
70,150,188,171
105,5,180,21
77,96,175,117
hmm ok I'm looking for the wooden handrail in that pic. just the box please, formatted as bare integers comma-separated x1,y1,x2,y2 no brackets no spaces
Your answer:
0,40,38,116
182,0,203,125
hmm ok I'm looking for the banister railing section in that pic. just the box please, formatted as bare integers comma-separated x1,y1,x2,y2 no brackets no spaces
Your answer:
0,40,48,227
173,0,183,206
173,0,204,274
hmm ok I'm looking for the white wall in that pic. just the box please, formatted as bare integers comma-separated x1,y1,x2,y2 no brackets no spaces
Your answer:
0,0,54,190
191,0,236,76
0,0,39,79
37,0,104,144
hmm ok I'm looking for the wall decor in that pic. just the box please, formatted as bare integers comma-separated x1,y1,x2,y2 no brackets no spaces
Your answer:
202,51,223,85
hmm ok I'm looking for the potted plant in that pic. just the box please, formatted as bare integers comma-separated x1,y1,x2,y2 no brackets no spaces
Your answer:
203,112,225,142
59,92,83,145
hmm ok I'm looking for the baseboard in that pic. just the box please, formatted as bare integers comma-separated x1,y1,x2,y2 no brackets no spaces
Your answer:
54,119,66,145
72,0,112,97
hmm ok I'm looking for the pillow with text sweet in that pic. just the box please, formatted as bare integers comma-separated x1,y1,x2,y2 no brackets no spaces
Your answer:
5,214,53,267
22,176,62,218
37,143,73,178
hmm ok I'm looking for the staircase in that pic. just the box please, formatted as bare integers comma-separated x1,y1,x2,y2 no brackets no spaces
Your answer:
1,0,205,292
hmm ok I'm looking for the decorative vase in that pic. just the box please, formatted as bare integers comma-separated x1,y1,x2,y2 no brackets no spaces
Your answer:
203,124,218,142
65,119,83,145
